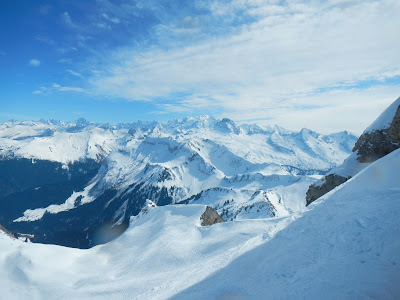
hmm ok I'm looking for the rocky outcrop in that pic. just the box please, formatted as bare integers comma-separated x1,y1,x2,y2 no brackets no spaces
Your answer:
388,105,400,142
353,102,400,163
352,130,400,163
306,174,350,206
200,206,225,226
306,98,400,206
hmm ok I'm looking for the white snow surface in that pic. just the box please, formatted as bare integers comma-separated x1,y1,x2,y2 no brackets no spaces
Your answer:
328,152,369,178
0,148,399,299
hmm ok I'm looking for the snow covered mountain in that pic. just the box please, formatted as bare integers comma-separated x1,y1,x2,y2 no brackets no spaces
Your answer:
0,116,357,248
0,145,399,299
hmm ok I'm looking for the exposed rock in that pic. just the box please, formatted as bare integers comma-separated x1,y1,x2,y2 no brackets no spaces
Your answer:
352,128,400,163
200,206,225,226
306,98,400,206
306,174,350,206
353,102,400,163
389,105,400,143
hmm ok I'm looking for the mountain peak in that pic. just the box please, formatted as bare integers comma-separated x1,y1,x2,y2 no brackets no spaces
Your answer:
75,117,91,126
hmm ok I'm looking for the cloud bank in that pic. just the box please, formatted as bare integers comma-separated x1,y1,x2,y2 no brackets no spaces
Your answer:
82,0,400,133
29,0,400,133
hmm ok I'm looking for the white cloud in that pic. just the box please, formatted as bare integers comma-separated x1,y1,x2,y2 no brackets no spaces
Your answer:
33,83,85,95
102,13,121,24
58,58,72,64
229,85,400,135
62,11,74,27
66,69,83,78
29,59,41,67
86,0,400,133
58,86,85,92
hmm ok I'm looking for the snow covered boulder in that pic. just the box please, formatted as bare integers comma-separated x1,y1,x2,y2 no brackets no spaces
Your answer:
306,96,400,205
200,206,225,226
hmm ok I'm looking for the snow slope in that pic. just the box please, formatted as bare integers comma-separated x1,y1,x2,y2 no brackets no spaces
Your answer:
0,148,399,299
176,148,400,299
0,205,292,299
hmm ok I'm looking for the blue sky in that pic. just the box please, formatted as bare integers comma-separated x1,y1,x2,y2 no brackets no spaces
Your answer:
1,0,400,134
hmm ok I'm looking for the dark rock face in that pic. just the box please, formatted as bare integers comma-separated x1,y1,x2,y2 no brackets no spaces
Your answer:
352,129,400,163
306,174,350,206
353,104,400,163
389,105,400,143
200,206,225,226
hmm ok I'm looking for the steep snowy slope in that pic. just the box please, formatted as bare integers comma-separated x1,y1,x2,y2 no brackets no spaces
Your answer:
175,148,400,299
0,116,357,247
0,148,398,299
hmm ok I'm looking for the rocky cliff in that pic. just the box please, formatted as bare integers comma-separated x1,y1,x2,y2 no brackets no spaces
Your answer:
353,103,400,163
305,174,350,206
306,97,400,206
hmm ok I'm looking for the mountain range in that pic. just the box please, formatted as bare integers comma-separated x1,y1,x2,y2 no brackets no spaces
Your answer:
0,115,357,248
0,98,399,299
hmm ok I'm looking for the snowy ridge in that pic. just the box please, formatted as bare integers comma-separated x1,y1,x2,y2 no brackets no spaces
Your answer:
0,116,356,168
0,149,399,299
365,96,400,133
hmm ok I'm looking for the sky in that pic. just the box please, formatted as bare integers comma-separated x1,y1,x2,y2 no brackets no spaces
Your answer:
1,0,400,134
